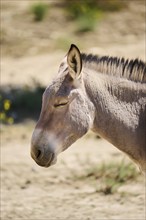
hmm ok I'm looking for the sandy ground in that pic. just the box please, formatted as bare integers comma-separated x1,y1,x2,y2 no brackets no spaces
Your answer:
1,123,145,220
1,1,146,220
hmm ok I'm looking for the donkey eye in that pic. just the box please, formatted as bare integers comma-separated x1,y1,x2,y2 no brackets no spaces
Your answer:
54,102,68,108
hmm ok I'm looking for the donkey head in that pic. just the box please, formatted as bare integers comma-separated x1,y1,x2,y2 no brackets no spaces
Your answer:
31,44,94,167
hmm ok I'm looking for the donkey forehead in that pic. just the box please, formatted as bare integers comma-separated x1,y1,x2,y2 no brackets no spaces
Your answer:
44,78,65,97
44,73,72,100
44,56,75,99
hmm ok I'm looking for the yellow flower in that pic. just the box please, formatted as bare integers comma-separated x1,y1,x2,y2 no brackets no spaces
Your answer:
4,99,11,111
0,112,6,120
7,117,14,125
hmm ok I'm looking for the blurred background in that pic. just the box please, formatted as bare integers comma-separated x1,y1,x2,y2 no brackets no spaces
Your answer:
1,1,145,220
1,0,145,123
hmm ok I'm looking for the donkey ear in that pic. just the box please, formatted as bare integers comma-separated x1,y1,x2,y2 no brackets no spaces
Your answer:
67,44,82,79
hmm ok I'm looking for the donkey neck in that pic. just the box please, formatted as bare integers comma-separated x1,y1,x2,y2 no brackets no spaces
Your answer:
83,67,146,163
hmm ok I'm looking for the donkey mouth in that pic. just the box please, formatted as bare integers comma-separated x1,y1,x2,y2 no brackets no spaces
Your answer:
35,153,57,168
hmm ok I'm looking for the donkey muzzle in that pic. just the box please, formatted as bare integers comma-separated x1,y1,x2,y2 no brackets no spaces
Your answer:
31,129,59,167
31,145,56,167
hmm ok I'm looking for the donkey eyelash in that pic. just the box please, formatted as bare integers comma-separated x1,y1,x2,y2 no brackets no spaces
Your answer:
54,102,68,108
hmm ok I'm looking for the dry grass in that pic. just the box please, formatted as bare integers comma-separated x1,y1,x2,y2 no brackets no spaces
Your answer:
69,157,140,195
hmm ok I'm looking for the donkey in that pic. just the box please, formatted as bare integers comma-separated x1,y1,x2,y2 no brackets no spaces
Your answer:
31,44,146,172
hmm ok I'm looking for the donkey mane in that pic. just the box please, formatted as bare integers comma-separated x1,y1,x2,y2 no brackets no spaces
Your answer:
81,53,146,83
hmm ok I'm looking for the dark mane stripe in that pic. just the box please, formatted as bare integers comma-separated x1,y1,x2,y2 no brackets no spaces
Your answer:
81,53,146,83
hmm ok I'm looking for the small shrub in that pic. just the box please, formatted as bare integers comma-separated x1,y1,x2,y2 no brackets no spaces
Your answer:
94,160,139,194
65,1,101,32
76,10,101,33
64,0,127,32
31,2,48,22
71,158,139,195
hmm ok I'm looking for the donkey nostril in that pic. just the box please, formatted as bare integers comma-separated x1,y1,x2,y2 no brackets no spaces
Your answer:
36,149,42,159
31,145,55,167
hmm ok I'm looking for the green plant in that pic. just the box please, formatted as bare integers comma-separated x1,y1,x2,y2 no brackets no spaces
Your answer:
65,1,101,32
64,0,127,32
95,160,139,194
76,9,101,33
31,2,48,21
71,158,139,195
